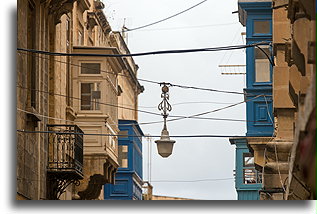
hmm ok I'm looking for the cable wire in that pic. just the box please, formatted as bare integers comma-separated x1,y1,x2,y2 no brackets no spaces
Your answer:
17,85,271,125
124,0,208,32
139,101,237,108
17,51,135,80
17,51,248,96
169,83,244,95
135,22,238,32
166,94,264,123
150,177,234,183
16,84,162,117
17,42,272,96
16,107,271,129
17,176,237,183
17,42,270,58
16,129,245,138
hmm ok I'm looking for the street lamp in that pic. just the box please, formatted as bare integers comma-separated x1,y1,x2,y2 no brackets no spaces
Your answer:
155,83,175,158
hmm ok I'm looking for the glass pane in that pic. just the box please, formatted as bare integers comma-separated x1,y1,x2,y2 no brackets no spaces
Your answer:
254,20,270,34
93,98,100,110
255,59,270,82
243,168,257,184
122,145,128,152
81,63,101,74
243,153,254,167
93,83,100,110
81,83,92,110
118,130,129,138
118,145,128,168
81,95,91,105
244,156,254,167
255,47,270,82
121,159,128,168
255,47,270,59
81,83,91,93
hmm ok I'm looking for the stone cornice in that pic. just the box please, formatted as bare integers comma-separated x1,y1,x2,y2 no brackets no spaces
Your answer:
46,0,77,24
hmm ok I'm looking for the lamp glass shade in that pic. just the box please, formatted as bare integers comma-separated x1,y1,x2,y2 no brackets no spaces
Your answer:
155,139,175,158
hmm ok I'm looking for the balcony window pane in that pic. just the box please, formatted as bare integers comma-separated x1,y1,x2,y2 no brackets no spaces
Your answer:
245,157,254,166
81,83,91,110
118,130,129,138
118,145,128,168
81,63,101,74
255,46,270,82
93,83,100,110
81,83,101,110
81,83,91,93
243,168,257,184
254,20,270,34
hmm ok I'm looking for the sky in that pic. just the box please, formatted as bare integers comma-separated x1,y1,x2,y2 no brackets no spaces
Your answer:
105,0,246,200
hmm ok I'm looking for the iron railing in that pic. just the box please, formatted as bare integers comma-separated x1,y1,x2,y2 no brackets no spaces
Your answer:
47,124,84,179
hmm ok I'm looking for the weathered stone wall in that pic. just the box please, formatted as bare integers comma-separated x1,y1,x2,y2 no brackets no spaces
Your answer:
262,0,316,200
17,0,49,200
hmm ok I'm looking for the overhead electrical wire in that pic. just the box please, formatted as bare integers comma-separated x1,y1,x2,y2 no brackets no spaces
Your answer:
123,0,209,32
17,176,237,183
39,100,242,112
135,22,238,32
16,84,162,117
17,51,247,96
221,26,244,74
139,101,237,108
16,43,273,131
16,129,245,138
165,94,266,123
17,85,271,124
17,51,133,80
16,107,272,128
150,177,234,183
17,42,270,58
17,43,272,96
169,83,244,95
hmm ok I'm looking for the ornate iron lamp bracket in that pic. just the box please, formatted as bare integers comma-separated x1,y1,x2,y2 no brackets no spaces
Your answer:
158,82,172,126
155,83,176,158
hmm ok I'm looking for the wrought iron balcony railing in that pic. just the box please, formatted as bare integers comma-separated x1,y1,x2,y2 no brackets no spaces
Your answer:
47,124,84,179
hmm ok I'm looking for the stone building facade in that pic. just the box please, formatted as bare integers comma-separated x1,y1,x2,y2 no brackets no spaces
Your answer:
236,0,315,200
17,0,142,200
274,0,315,200
17,0,78,200
258,0,315,200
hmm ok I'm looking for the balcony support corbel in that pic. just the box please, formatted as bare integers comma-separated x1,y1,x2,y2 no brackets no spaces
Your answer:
47,173,81,200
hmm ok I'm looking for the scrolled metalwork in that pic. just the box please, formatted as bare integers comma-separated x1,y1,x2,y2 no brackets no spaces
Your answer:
46,124,84,200
47,124,84,177
158,83,172,118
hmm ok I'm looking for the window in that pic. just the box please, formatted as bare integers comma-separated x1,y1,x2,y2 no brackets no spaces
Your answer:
254,20,270,34
118,130,128,138
118,145,128,168
255,46,271,82
242,153,262,184
81,63,101,74
80,83,101,110
243,168,257,184
243,153,254,167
